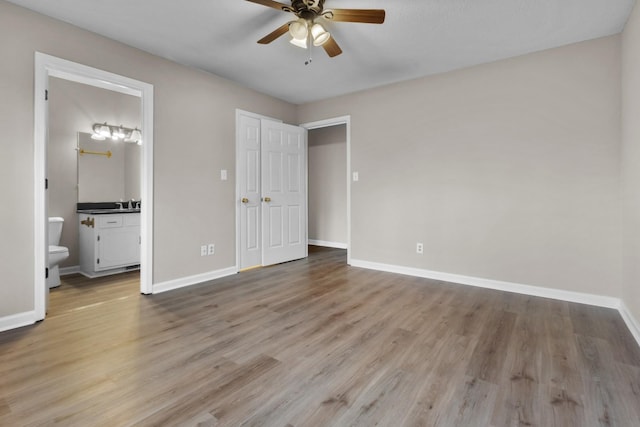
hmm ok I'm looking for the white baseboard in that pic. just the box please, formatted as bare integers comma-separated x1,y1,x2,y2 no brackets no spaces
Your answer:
309,239,348,249
350,259,640,347
0,311,37,333
350,259,620,308
60,265,80,276
619,300,640,347
153,266,237,294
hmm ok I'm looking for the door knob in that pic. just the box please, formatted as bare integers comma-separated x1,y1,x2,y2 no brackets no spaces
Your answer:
241,198,249,204
264,197,272,202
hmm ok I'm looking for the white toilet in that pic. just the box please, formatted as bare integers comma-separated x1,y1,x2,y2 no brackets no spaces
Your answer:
48,217,69,288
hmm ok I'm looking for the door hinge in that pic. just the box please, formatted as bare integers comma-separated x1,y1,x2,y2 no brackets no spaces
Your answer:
45,89,48,101
45,178,48,190
45,267,49,279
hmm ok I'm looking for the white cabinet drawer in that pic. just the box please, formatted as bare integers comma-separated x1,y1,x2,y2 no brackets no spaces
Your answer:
98,215,123,228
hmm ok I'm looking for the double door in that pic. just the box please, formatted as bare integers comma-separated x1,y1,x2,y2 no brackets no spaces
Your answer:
238,114,307,270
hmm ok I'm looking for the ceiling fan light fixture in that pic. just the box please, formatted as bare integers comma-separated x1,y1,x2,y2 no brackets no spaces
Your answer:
311,23,330,46
290,36,308,49
288,18,308,40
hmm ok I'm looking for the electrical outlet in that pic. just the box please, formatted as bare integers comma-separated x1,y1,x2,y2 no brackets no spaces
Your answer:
352,171,359,182
208,243,215,255
200,245,207,256
220,169,227,181
416,243,424,254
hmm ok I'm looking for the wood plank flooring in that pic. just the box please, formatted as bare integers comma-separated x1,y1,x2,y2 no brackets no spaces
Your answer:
1,246,639,426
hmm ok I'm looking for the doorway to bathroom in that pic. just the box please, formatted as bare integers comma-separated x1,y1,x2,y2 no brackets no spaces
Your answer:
34,53,154,320
46,77,141,313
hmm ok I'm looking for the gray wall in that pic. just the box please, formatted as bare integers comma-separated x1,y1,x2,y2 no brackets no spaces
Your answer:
622,2,640,326
308,125,347,245
0,0,296,317
48,77,141,268
298,35,622,298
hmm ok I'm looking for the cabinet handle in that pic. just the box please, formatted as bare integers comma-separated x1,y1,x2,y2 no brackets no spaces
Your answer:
81,217,95,228
107,221,118,224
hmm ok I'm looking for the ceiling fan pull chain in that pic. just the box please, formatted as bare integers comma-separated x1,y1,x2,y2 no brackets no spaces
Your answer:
305,29,313,65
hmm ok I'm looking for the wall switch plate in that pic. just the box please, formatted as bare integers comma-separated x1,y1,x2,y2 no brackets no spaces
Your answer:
221,169,227,181
201,245,207,256
416,243,424,254
352,171,359,182
208,243,215,255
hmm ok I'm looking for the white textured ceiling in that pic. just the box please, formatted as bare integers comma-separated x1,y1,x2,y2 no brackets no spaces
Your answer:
7,0,636,104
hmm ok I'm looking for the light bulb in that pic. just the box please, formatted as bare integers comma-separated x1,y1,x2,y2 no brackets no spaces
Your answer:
98,123,111,137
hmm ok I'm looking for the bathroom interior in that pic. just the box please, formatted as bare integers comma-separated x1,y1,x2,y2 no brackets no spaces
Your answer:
47,76,142,311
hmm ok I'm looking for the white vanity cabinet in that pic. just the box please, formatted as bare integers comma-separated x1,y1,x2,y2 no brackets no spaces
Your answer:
79,212,140,277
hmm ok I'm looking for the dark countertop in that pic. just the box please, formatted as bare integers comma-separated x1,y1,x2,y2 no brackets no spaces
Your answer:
77,201,140,214
77,209,141,214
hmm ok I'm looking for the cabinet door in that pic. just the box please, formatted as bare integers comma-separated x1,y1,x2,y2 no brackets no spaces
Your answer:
97,227,140,270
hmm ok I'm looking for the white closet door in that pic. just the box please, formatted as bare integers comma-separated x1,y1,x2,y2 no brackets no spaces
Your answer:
261,120,307,266
238,114,262,270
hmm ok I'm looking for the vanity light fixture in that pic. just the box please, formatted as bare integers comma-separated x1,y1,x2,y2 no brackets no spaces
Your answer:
91,122,142,144
128,128,143,145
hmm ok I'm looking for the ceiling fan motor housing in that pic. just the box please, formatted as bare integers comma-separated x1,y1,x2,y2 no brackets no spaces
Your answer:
293,0,325,18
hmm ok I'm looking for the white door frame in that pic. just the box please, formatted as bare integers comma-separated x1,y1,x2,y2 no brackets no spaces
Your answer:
299,116,351,265
34,53,154,319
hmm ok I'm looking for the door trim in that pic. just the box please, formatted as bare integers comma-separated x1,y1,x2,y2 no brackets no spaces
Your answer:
299,116,351,265
34,53,154,319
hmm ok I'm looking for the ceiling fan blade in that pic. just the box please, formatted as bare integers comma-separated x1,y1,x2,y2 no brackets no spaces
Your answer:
322,36,342,58
326,8,385,24
257,23,290,44
245,0,291,12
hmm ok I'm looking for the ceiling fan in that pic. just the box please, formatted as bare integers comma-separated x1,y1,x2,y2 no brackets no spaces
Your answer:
246,0,385,58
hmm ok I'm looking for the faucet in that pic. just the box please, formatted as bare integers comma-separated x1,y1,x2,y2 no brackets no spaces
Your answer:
115,202,124,210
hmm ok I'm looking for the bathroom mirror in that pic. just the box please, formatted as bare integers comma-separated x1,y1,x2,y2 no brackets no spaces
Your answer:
77,132,141,202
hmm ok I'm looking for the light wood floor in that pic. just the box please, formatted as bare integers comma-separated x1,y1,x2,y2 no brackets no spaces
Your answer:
1,247,639,426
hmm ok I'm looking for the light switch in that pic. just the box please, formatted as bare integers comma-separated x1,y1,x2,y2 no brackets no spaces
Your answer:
221,169,228,181
352,171,359,182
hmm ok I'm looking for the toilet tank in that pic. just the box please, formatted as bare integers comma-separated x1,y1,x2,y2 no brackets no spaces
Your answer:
48,217,64,245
